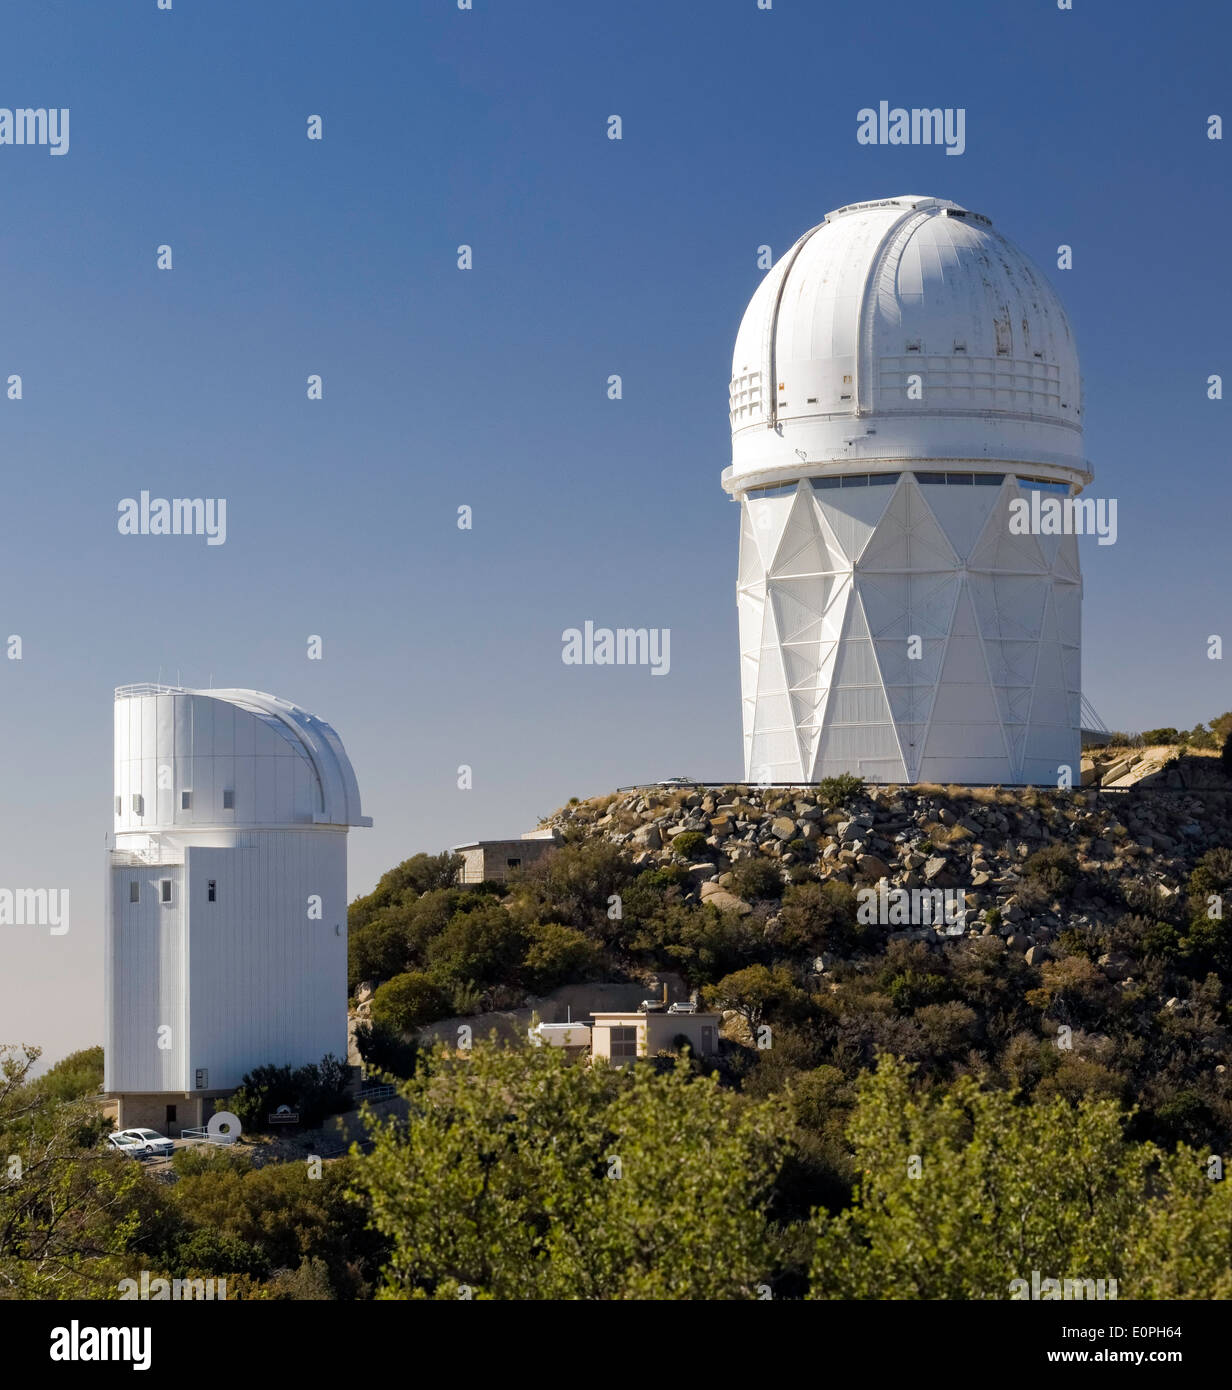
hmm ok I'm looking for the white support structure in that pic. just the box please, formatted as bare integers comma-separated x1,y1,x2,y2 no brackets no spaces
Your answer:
103,685,370,1129
723,196,1092,786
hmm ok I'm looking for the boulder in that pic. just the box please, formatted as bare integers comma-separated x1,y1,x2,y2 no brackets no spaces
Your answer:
699,884,753,915
770,816,797,840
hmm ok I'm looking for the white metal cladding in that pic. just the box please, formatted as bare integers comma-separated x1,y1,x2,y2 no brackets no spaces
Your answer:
726,196,1090,787
104,686,367,1097
726,196,1091,487
113,686,371,832
736,474,1081,786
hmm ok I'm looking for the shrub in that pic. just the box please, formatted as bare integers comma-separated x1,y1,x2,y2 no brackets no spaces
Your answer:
779,880,863,955
354,1020,420,1080
815,774,864,807
226,1054,352,1133
521,920,602,992
1141,728,1180,746
729,857,784,902
371,972,451,1033
671,831,709,859
1021,844,1079,898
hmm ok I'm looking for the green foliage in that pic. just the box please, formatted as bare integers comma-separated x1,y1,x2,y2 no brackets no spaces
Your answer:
370,972,451,1033
353,1021,420,1080
815,774,865,806
707,964,810,1032
729,856,783,902
354,1041,786,1299
807,1057,1232,1299
226,1055,352,1133
1141,728,1180,745
168,1153,381,1297
1021,844,1080,897
0,1045,149,1297
779,880,863,954
426,902,528,992
670,831,709,859
520,920,602,993
33,1045,104,1102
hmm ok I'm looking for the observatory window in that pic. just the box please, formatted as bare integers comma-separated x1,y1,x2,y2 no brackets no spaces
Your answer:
129,881,140,903
222,789,235,810
132,794,144,816
610,1026,638,1059
974,473,1005,485
160,879,173,905
866,473,899,486
207,880,217,903
181,791,192,810
915,472,947,485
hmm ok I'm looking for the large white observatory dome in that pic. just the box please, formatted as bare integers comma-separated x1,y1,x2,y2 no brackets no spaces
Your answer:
725,195,1090,488
724,196,1091,787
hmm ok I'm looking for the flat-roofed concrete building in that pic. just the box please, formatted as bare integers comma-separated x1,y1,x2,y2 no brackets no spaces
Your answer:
590,1005,721,1065
452,829,561,885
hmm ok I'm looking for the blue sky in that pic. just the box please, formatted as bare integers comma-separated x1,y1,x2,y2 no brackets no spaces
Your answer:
2,0,1229,1064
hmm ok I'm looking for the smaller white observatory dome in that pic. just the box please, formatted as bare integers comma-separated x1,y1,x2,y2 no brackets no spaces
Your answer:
725,195,1091,492
113,684,371,833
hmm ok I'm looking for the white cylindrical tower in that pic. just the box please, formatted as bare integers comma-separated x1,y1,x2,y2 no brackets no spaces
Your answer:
104,684,371,1134
723,196,1091,786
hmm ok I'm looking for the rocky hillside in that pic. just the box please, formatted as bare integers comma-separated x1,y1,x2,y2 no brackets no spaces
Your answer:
544,765,1232,966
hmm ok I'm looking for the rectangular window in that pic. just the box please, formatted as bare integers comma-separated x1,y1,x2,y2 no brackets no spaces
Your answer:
195,1069,208,1090
610,1026,638,1059
160,879,173,905
132,793,144,816
506,858,521,870
207,880,216,903
222,789,235,810
180,790,192,810
129,881,140,903
115,796,122,816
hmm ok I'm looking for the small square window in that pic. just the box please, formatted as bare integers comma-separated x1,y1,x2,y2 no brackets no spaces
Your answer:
160,879,173,905
506,858,521,870
129,881,140,903
207,880,216,903
132,794,144,816
610,1026,638,1059
222,789,235,810
181,791,192,810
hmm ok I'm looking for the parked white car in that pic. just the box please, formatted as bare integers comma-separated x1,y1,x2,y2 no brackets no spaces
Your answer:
105,1133,145,1158
657,776,694,787
115,1127,175,1157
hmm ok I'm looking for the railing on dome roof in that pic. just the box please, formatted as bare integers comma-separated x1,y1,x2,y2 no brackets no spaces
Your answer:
115,683,187,698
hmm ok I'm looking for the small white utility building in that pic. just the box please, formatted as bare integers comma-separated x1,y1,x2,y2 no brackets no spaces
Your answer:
724,195,1092,786
103,684,371,1134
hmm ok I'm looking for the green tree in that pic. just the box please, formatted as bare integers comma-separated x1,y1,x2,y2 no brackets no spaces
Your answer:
707,964,810,1034
354,1041,786,1299
370,972,451,1033
520,920,601,993
806,1057,1232,1299
0,1045,149,1297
